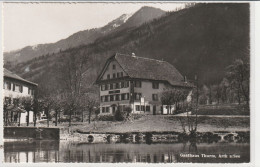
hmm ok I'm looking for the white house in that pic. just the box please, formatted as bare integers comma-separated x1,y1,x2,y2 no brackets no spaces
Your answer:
95,53,193,115
3,68,38,124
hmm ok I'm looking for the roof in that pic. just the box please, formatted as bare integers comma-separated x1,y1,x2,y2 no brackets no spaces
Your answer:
97,53,193,88
4,68,38,86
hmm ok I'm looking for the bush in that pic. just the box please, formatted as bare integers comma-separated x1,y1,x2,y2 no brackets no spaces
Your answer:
114,110,125,121
97,115,114,121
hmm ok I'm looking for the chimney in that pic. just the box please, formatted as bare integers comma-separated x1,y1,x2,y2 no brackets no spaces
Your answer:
184,76,187,83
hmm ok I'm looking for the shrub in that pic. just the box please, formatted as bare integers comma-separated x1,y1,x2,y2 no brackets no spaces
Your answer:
97,115,114,121
114,110,125,121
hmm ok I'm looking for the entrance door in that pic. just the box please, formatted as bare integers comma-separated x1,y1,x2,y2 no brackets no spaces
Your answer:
153,105,156,115
112,106,116,114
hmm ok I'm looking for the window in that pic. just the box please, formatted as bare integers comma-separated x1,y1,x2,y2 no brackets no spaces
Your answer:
134,81,142,88
105,96,109,102
152,82,159,89
106,107,110,113
14,84,22,92
110,83,113,90
115,83,120,89
101,96,105,102
6,82,11,90
117,73,120,78
102,107,105,113
121,93,129,100
113,64,116,69
28,88,31,94
113,73,116,78
121,94,125,100
120,72,124,77
113,83,116,89
125,81,129,88
136,105,140,111
110,95,114,101
121,82,125,88
101,85,105,91
107,74,110,79
19,85,23,93
135,93,142,100
146,106,150,112
152,94,158,101
141,105,145,111
105,84,109,90
116,94,120,101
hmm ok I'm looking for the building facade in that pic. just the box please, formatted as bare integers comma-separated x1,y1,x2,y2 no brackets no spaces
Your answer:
95,53,193,115
3,68,38,124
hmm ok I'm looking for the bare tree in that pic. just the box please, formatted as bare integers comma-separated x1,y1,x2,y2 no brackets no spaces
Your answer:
80,93,99,124
51,95,64,126
57,49,90,126
39,96,54,127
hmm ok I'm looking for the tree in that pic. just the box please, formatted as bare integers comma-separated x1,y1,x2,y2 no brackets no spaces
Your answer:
80,93,99,124
177,88,199,135
226,58,249,105
57,49,90,126
212,84,221,104
40,96,54,127
219,78,230,103
161,88,190,114
32,97,39,127
20,97,33,126
51,95,64,126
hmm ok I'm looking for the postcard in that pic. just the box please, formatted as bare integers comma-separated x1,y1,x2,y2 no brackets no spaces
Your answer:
0,1,257,166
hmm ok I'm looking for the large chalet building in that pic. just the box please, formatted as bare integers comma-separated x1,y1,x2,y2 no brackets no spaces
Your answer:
95,53,193,115
3,68,38,124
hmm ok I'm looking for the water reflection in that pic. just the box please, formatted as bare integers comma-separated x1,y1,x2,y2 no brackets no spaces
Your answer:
4,140,249,163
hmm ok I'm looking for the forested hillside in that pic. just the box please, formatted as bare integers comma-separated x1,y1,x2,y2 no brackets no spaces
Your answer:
5,3,249,95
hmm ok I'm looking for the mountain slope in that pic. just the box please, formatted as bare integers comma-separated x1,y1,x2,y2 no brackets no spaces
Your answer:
4,6,165,64
6,3,249,94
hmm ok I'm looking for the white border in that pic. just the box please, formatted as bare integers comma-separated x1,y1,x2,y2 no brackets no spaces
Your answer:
0,1,259,167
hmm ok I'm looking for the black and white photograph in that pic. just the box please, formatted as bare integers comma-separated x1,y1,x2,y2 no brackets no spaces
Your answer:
1,1,255,165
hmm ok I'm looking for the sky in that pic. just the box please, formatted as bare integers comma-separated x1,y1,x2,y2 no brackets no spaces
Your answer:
3,2,185,52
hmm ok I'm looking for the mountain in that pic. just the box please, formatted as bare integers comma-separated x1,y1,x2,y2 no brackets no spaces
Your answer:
117,6,166,31
4,6,166,64
6,3,249,94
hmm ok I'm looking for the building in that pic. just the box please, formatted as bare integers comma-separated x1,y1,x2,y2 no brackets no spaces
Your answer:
3,68,38,124
95,53,193,115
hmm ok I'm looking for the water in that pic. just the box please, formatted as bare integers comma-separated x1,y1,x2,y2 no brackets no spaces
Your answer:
4,140,249,163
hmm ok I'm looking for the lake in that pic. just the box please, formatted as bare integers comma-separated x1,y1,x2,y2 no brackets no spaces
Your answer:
4,140,249,163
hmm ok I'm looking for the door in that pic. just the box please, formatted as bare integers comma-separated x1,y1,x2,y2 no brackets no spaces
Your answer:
112,106,116,114
153,105,156,115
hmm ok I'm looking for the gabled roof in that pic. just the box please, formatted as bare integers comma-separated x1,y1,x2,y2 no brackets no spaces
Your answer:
97,53,193,88
4,68,38,86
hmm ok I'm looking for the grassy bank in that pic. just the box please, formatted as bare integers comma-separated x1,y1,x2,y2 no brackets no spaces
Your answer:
191,104,249,115
19,114,249,133
68,115,249,133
